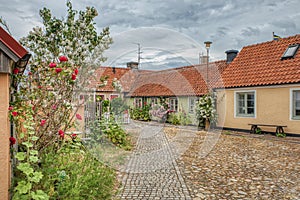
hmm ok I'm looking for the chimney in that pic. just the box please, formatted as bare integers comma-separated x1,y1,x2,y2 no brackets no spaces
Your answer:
225,50,238,63
199,55,209,64
127,61,139,69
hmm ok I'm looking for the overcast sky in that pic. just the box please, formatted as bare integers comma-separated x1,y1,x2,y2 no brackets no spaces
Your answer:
1,0,299,70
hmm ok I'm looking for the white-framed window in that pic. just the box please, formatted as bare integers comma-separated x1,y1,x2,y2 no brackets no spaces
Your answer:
151,97,158,105
134,98,143,108
234,90,256,118
291,89,300,120
189,97,198,113
169,97,178,112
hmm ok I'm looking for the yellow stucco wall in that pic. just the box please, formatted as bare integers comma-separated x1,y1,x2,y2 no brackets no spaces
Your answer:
0,73,10,200
216,85,300,134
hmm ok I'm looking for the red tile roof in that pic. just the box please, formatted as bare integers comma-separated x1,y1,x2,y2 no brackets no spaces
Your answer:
0,26,28,59
220,34,300,88
128,60,227,97
89,67,150,92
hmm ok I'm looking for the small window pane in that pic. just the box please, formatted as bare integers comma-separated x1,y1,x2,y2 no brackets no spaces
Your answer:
282,44,299,59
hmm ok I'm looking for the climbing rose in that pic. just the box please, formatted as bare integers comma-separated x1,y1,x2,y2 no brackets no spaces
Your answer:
8,106,13,111
28,71,32,75
55,68,62,73
76,114,82,120
49,62,57,68
13,68,19,74
12,111,18,117
52,105,57,110
59,56,68,62
9,137,16,145
71,133,77,138
40,119,46,126
58,130,64,138
74,68,78,75
72,74,76,80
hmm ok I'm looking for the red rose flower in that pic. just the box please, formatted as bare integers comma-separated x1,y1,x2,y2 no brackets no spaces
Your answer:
40,119,46,126
74,68,78,75
71,133,77,138
55,68,62,73
59,56,68,62
8,106,13,111
38,86,42,89
71,74,76,80
12,111,18,117
49,62,57,68
58,130,64,138
13,68,19,74
76,114,82,120
28,71,32,75
10,137,16,146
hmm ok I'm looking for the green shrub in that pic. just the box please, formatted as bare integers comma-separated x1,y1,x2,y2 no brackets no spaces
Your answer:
39,143,116,199
130,105,151,121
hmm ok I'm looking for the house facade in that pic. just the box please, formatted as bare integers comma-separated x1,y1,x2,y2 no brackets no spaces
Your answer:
216,34,300,135
0,26,30,199
126,60,228,125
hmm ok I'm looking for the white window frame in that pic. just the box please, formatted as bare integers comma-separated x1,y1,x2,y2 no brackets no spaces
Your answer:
234,90,256,118
169,97,178,112
134,98,143,108
151,97,158,105
188,97,198,113
290,88,300,120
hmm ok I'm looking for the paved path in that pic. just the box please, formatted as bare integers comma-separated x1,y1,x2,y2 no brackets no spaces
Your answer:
118,123,192,199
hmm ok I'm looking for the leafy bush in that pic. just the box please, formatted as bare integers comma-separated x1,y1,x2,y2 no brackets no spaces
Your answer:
130,104,151,121
39,143,116,199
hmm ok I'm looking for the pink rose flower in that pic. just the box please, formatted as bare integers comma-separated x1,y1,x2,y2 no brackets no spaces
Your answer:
49,62,57,68
8,106,13,111
72,74,76,80
40,119,46,126
76,114,82,120
59,56,68,62
58,130,64,138
55,68,62,73
12,111,18,117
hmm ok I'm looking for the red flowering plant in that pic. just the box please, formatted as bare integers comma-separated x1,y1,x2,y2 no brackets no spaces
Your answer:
9,1,113,199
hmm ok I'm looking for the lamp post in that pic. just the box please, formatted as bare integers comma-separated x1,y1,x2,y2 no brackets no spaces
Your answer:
204,41,212,87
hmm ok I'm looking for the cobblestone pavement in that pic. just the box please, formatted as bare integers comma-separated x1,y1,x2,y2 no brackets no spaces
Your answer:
118,122,192,199
117,121,300,200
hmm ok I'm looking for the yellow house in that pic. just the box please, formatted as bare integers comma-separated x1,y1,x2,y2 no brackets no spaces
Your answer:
216,34,300,135
0,26,30,199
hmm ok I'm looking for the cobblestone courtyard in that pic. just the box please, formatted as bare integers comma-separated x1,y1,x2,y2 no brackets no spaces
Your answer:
117,121,300,200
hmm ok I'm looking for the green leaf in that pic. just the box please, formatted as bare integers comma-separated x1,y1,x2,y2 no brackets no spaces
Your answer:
22,141,33,148
31,190,49,200
30,150,39,155
17,163,34,176
29,155,39,163
30,172,43,183
15,181,32,194
20,133,25,139
15,152,26,161
31,136,39,141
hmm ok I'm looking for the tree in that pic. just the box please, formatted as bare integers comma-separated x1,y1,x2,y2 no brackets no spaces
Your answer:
10,2,113,198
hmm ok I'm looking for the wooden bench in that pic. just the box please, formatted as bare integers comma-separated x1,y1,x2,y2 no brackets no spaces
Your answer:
248,124,287,134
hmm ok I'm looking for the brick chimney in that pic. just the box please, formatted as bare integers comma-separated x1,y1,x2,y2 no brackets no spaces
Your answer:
199,55,209,64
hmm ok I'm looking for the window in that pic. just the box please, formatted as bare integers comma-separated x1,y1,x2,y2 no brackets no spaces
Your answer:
169,97,178,112
189,97,198,113
151,97,158,105
110,94,119,100
96,95,104,102
291,89,300,120
235,91,256,117
281,44,299,60
134,98,143,108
